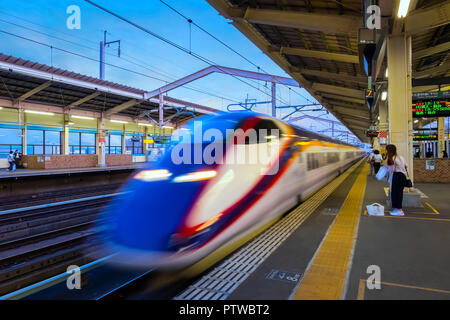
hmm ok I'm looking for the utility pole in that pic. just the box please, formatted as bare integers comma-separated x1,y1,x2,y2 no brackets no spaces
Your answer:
99,30,121,80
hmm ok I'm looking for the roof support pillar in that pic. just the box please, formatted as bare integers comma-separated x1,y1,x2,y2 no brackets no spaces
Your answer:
438,117,446,158
22,122,28,156
387,34,413,181
97,117,106,167
62,114,70,155
143,126,149,162
378,99,388,149
159,92,164,129
121,125,126,155
271,82,276,117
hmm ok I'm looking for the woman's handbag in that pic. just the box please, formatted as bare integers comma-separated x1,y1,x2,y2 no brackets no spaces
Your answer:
404,165,413,188
405,178,413,188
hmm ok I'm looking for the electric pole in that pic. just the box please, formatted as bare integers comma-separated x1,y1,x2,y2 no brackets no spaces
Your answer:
99,30,121,80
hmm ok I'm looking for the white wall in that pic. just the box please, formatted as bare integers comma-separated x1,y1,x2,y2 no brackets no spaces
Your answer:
0,158,8,169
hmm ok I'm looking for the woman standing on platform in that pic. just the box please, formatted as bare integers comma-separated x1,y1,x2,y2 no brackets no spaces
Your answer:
386,144,408,216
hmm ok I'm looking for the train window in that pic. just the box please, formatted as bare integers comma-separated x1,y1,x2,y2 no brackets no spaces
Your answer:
316,153,324,167
253,119,281,143
327,152,339,164
234,119,280,144
306,153,321,170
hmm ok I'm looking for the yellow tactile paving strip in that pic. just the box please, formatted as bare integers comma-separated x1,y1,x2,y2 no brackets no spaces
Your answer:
293,163,369,300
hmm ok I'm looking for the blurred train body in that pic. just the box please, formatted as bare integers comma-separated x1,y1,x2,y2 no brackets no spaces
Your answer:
100,112,364,268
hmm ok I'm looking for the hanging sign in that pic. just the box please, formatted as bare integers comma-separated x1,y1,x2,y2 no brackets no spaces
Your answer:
412,100,450,118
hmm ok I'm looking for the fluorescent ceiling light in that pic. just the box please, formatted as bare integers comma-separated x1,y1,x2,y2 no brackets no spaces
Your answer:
385,68,388,78
138,123,153,126
381,91,388,101
163,125,174,129
110,120,128,124
24,110,54,116
68,122,75,125
397,0,411,18
72,115,94,120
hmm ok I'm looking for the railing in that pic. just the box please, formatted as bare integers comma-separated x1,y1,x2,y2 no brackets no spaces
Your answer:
27,145,61,155
0,145,22,156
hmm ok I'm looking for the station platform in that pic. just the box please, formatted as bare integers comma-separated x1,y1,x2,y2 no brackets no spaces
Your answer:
177,160,450,300
0,164,143,180
0,164,144,199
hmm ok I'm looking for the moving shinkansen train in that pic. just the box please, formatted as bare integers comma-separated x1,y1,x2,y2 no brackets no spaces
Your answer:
100,112,364,268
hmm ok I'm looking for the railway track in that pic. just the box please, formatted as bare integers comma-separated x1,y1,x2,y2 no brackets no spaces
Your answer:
0,183,123,211
0,192,122,296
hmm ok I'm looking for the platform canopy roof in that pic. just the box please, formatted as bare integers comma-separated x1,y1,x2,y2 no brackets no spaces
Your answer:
0,53,219,126
206,0,450,142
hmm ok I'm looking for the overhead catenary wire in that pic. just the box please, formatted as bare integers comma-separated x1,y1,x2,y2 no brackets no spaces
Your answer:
3,3,327,126
0,29,179,83
0,28,240,105
3,3,306,109
158,0,317,106
159,0,262,72
0,9,195,78
0,17,241,103
84,0,290,106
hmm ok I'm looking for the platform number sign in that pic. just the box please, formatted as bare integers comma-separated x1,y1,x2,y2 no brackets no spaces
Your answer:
365,89,374,99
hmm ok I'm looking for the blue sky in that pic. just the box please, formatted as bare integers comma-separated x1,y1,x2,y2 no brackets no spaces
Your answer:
0,0,356,140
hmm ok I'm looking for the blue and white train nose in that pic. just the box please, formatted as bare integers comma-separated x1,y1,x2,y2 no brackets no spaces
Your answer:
103,167,216,252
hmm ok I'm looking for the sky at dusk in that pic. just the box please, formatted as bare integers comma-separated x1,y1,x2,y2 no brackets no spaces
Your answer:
0,0,356,140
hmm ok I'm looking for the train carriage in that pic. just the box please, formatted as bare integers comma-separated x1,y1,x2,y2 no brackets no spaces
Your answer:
100,112,364,268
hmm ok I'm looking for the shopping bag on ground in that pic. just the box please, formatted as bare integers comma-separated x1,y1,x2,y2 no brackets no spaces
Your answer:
366,203,385,216
375,166,388,181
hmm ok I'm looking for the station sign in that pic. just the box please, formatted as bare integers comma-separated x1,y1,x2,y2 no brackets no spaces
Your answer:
413,134,438,141
412,100,450,118
413,91,449,101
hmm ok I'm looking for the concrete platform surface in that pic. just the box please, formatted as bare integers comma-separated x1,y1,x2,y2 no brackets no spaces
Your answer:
346,177,450,300
0,164,143,179
214,163,450,300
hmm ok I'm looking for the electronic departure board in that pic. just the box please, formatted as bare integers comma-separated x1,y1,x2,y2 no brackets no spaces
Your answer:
412,100,450,118
413,134,438,141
